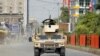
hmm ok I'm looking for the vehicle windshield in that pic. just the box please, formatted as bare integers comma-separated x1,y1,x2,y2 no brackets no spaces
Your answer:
51,35,61,39
38,35,48,39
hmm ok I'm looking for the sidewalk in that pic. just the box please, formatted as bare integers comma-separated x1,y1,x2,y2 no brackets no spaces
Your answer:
66,45,100,56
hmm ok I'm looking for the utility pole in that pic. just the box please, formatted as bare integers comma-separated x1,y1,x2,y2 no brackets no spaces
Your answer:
27,0,29,25
57,2,60,24
23,0,27,34
27,0,31,37
23,0,29,37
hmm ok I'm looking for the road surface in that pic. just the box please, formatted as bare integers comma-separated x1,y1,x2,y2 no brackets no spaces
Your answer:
0,42,98,56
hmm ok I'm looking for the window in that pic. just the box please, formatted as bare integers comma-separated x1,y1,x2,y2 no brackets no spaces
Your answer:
9,7,13,13
79,0,90,7
71,1,75,6
4,18,9,22
0,7,2,13
0,3,2,5
79,2,84,6
18,11,22,13
79,0,84,6
0,11,2,13
51,35,61,39
79,8,84,14
10,7,12,9
85,0,90,3
19,7,22,10
86,2,90,6
99,0,100,2
70,9,75,14
19,2,22,5
38,35,48,39
86,0,90,6
79,8,89,14
0,7,2,9
9,11,12,13
18,7,22,13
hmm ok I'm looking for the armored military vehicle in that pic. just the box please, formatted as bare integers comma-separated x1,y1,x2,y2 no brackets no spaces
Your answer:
31,18,67,56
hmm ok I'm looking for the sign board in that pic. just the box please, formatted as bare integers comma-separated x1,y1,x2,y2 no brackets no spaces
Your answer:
9,24,20,33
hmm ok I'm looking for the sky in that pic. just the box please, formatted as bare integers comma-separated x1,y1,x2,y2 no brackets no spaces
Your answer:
29,0,62,23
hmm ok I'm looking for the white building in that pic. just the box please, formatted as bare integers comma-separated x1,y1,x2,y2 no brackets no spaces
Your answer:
0,0,24,14
0,0,28,34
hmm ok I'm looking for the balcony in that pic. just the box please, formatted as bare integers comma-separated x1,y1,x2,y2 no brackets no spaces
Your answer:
72,5,80,9
72,13,79,17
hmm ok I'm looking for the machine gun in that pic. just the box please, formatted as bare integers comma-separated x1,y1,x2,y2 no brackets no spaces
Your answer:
42,19,59,33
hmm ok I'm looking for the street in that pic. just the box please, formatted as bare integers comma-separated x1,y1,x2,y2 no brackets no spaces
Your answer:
0,42,98,56
0,0,100,56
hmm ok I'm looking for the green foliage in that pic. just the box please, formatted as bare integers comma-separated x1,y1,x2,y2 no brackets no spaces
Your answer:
75,12,100,35
75,25,89,34
60,7,69,23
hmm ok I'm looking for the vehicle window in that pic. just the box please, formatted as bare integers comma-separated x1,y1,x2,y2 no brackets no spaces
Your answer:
38,35,48,39
51,35,61,39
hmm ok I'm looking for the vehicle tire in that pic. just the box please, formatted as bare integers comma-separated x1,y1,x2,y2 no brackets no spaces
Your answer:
60,47,65,56
29,37,32,42
34,48,41,56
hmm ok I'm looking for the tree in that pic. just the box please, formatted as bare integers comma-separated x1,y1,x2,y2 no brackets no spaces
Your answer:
59,7,69,23
75,12,100,35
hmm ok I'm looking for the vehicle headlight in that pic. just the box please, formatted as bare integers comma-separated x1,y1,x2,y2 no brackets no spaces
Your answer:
35,43,39,46
55,43,59,47
59,42,64,45
40,43,44,47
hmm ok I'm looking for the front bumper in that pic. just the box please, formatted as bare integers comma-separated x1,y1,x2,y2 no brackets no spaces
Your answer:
34,43,65,48
34,47,65,53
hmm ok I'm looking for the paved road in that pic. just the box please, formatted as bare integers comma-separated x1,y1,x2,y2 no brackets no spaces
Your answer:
0,42,98,56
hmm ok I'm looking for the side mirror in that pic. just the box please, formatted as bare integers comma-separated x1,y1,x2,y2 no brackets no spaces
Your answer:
29,37,32,42
63,37,65,39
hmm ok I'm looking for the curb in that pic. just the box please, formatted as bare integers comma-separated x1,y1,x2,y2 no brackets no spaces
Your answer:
66,45,100,56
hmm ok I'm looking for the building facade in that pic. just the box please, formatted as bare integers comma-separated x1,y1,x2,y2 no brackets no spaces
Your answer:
0,0,24,24
70,0,91,31
63,0,97,32
0,0,25,35
0,14,23,24
0,0,24,14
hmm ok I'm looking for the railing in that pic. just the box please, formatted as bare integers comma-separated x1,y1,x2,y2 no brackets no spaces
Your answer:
67,34,100,49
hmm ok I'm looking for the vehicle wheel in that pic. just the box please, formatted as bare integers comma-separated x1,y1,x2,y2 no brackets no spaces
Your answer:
60,47,65,56
29,37,32,42
34,48,41,56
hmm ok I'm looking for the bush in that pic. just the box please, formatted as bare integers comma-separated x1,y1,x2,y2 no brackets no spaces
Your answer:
75,12,100,35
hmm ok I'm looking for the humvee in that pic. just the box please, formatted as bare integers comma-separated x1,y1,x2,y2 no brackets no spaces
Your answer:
31,19,67,56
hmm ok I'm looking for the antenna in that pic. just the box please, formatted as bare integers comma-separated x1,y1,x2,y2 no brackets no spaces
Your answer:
35,28,37,35
49,15,51,19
